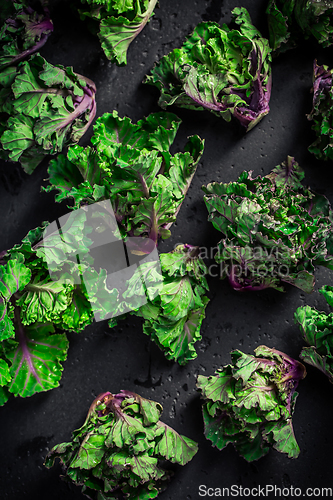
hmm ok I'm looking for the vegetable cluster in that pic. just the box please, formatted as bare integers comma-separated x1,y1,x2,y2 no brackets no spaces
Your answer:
45,110,204,246
45,390,198,500
0,53,96,173
307,61,333,162
78,0,158,65
138,244,209,365
197,346,306,461
295,285,333,383
267,0,333,53
0,215,209,405
203,156,333,293
0,0,53,71
146,7,272,131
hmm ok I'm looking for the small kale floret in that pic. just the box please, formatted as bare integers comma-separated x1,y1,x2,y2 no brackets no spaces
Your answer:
145,7,272,132
203,156,333,293
136,244,210,365
295,285,333,382
307,60,333,162
45,111,204,245
0,0,53,71
45,390,198,499
197,346,306,461
267,0,333,53
0,54,96,173
78,0,158,65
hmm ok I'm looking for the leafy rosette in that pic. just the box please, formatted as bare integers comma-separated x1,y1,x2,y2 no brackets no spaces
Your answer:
45,111,204,246
78,0,158,65
295,285,333,382
0,0,53,71
45,390,198,499
0,53,96,174
0,214,111,406
267,0,333,53
197,346,306,461
136,244,210,365
203,156,333,293
145,7,272,132
307,60,333,162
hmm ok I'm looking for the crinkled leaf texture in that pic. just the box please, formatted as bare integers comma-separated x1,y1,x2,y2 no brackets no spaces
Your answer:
140,244,210,365
78,0,158,65
267,0,333,53
0,213,99,405
0,53,96,173
0,221,209,406
307,60,333,162
45,110,204,246
0,0,53,71
203,156,333,293
145,7,272,131
295,285,333,382
197,346,306,461
45,390,198,499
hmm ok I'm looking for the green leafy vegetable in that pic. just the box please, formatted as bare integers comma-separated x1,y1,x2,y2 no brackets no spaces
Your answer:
138,244,210,365
197,346,306,461
0,53,96,173
78,0,158,65
203,156,333,293
0,218,209,405
295,285,333,382
307,60,333,162
0,0,53,71
45,390,198,499
0,214,97,404
45,110,204,246
145,7,272,131
267,0,333,53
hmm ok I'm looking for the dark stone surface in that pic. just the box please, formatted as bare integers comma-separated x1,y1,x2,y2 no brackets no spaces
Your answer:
1,1,333,499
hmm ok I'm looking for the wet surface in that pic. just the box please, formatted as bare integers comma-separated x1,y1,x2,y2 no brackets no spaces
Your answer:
1,1,333,499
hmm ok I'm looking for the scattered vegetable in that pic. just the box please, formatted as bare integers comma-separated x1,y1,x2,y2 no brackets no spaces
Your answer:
267,0,333,53
45,110,204,246
307,60,333,162
295,285,333,382
0,216,209,406
197,346,306,461
0,53,96,173
203,156,333,293
145,7,272,131
45,390,198,499
0,216,96,405
0,0,53,71
138,243,209,365
78,0,158,65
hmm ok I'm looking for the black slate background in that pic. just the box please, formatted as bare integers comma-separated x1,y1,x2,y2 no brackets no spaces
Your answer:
1,1,333,499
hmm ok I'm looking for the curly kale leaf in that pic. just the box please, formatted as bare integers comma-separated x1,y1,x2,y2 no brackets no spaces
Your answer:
307,60,333,162
295,285,333,382
45,391,198,499
78,0,158,65
203,156,333,293
0,53,96,173
137,244,209,365
45,111,204,246
0,0,53,71
197,346,306,461
0,212,107,404
145,8,272,132
267,0,333,53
